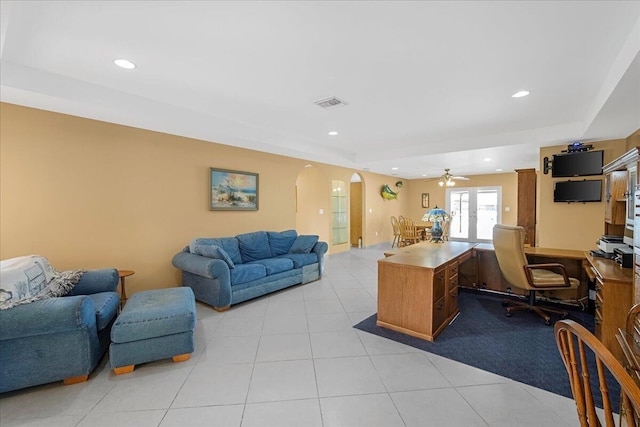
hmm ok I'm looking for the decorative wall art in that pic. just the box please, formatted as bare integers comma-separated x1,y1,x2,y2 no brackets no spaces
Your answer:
381,181,403,200
422,193,429,208
210,168,258,211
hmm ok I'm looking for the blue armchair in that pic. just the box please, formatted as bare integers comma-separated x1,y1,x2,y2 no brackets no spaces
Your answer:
0,268,120,393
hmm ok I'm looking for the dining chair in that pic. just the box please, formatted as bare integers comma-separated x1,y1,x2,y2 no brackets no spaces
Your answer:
399,217,421,247
555,319,640,426
441,220,450,241
617,303,640,385
390,216,401,248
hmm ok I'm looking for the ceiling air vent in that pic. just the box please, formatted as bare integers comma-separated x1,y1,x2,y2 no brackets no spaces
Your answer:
314,97,347,109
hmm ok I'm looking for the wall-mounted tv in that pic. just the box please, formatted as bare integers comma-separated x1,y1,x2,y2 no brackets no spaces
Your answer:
552,150,603,177
554,179,602,203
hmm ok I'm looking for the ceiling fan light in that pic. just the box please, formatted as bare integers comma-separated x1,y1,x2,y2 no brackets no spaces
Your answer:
438,180,444,187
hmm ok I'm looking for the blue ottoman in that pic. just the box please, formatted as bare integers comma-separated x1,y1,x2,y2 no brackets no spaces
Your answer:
110,287,196,374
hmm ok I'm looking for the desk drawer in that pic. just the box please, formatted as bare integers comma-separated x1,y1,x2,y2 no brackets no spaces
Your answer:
448,261,459,277
447,288,458,317
448,274,458,291
433,296,447,330
434,267,446,301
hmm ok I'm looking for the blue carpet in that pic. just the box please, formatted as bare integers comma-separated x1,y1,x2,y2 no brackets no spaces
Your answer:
354,289,619,408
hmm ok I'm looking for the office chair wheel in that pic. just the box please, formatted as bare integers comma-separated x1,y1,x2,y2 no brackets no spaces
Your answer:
505,312,513,317
545,319,551,326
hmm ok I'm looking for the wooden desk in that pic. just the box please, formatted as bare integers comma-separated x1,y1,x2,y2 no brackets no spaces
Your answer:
470,244,588,305
377,242,476,341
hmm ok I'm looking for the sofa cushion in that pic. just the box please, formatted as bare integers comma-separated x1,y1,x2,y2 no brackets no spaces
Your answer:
190,238,243,265
248,258,294,275
289,235,319,254
86,292,120,332
276,253,319,268
230,264,267,286
193,244,235,269
267,230,298,256
236,231,271,262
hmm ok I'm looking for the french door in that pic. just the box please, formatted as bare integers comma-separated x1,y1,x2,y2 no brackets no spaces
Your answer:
446,187,501,242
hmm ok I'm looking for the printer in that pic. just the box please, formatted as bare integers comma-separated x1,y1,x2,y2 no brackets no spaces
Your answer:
597,235,628,254
614,246,634,268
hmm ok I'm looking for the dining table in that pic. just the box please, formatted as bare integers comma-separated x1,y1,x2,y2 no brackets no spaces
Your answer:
415,224,432,241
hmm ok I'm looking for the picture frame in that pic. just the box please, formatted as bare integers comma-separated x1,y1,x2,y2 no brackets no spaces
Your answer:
210,168,259,211
421,193,429,208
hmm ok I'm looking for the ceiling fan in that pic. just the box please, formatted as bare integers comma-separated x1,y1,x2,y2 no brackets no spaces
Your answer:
437,169,470,187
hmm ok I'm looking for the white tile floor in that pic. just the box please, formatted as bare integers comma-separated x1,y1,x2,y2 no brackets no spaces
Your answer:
0,244,583,426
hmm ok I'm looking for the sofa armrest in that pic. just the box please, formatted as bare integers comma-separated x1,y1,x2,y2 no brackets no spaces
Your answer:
67,268,119,296
172,252,230,280
312,241,328,258
0,296,96,340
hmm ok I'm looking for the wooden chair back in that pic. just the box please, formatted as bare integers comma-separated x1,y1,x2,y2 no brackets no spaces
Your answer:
617,303,640,385
555,319,640,427
390,216,401,248
441,220,450,241
399,217,421,247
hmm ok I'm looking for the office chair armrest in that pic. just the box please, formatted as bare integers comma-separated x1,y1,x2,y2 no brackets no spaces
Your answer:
524,263,572,288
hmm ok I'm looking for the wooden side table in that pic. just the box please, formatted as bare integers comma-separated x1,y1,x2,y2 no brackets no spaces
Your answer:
117,270,135,308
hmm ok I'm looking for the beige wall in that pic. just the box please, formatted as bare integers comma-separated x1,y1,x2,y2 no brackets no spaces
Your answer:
537,139,627,250
0,103,402,294
3,102,637,294
406,172,518,226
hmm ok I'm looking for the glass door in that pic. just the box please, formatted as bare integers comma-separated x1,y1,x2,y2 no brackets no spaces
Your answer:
446,187,501,242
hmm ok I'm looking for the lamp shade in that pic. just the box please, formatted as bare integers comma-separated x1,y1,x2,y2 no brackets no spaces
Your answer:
422,206,449,223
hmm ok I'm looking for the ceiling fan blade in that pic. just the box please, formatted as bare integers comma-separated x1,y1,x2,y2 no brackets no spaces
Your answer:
453,176,470,180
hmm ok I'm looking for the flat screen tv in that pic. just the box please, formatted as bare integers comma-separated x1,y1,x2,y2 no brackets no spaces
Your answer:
552,150,603,177
554,179,602,203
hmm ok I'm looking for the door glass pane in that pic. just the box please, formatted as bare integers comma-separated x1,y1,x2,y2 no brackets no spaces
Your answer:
331,180,348,245
476,190,499,240
449,190,469,239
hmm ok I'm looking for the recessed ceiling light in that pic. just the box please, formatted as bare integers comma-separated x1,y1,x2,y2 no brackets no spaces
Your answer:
391,167,398,171
496,168,503,172
114,59,136,69
421,174,427,177
328,131,338,136
512,90,530,98
484,157,492,162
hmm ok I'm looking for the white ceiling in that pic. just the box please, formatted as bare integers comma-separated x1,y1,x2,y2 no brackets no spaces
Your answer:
1,1,639,180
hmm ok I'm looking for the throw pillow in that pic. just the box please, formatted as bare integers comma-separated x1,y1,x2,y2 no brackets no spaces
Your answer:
0,255,57,309
193,245,235,269
289,235,319,254
267,230,298,256
236,231,271,262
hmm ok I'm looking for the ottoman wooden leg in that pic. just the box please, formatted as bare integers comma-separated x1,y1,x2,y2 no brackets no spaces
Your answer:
173,354,191,363
213,305,230,312
113,365,135,375
63,374,88,385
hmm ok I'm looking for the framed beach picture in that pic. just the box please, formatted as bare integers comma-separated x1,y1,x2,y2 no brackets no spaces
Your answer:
422,193,429,208
210,168,259,211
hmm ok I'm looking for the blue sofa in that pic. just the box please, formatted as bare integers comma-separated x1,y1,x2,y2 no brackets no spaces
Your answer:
172,230,328,311
0,267,120,393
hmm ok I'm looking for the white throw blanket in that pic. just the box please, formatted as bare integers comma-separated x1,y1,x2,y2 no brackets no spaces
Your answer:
0,255,85,310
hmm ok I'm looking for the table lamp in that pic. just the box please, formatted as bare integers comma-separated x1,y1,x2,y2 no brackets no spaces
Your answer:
422,206,450,242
